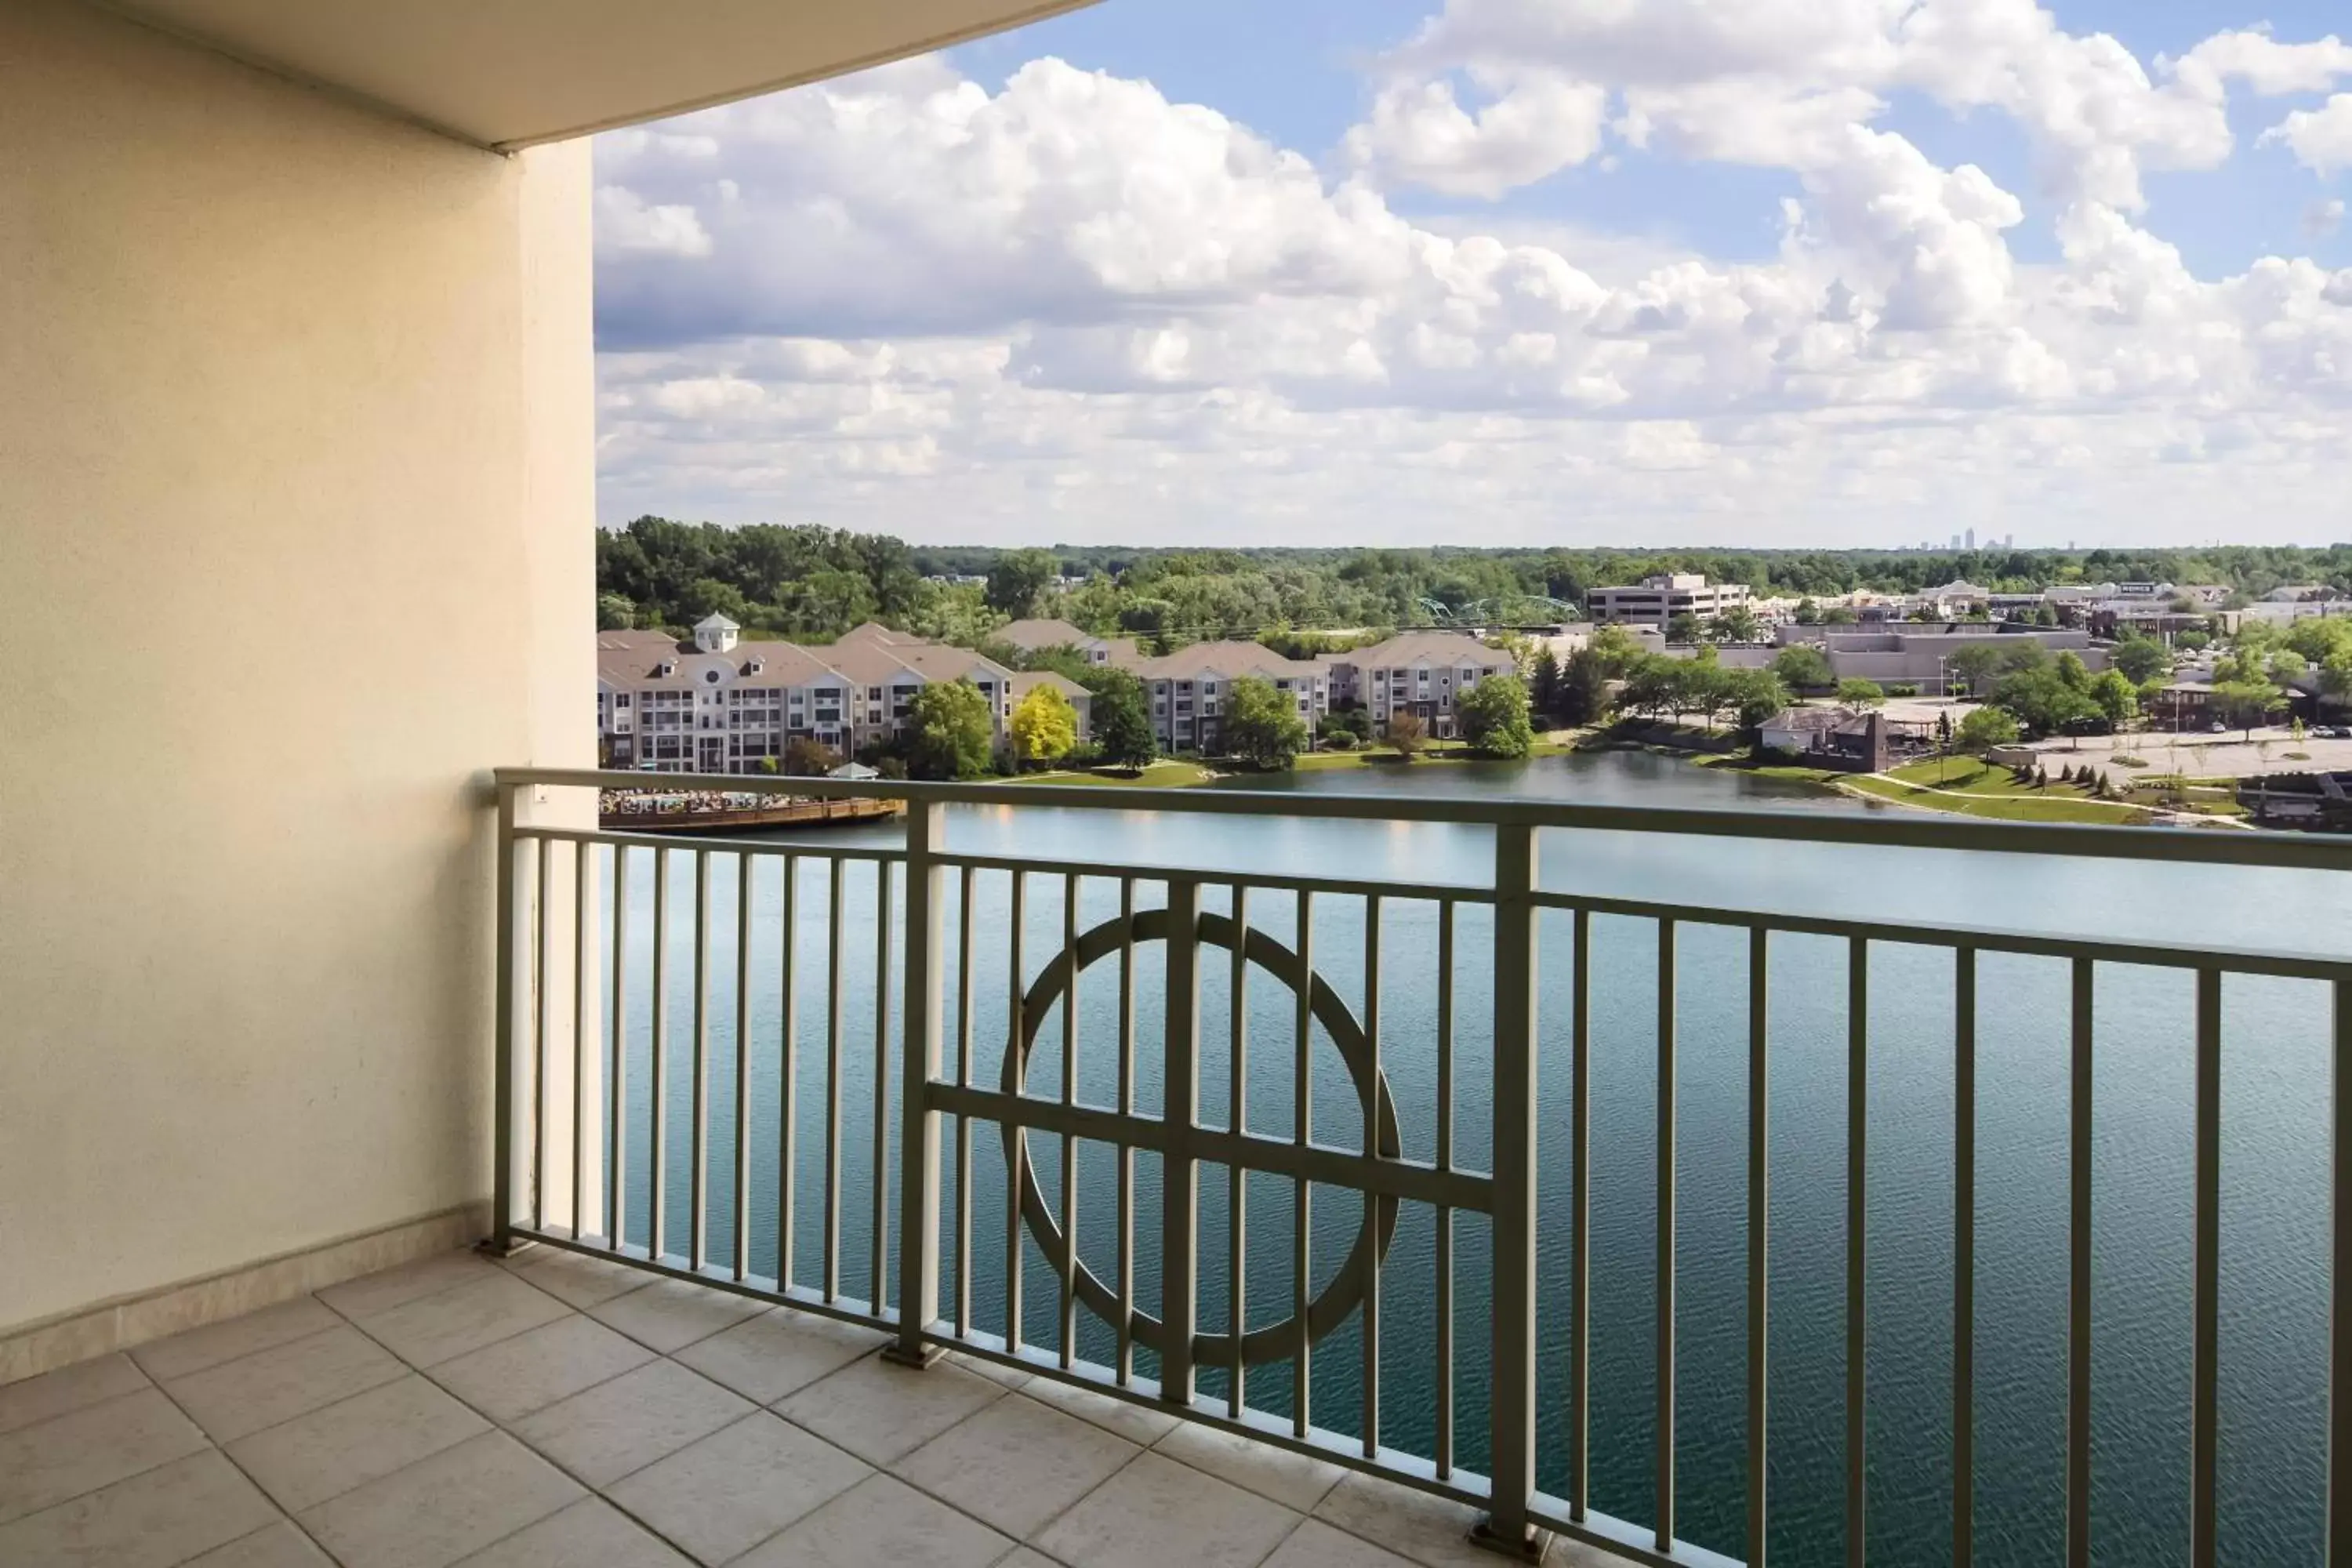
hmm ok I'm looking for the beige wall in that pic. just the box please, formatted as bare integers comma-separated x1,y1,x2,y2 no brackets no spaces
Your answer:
0,0,594,1332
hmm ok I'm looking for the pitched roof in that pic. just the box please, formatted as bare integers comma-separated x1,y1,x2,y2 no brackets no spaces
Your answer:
1343,631,1519,670
995,618,1100,651
1129,641,1326,682
1009,671,1088,700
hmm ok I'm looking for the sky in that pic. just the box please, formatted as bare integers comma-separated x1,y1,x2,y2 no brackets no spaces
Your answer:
591,0,2352,549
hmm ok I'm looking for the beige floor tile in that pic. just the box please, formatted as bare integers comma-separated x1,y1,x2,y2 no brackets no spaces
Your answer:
227,1374,489,1512
1020,1374,1182,1445
607,1411,870,1564
319,1250,503,1321
670,1306,887,1404
774,1351,1004,1465
730,1473,1014,1568
358,1272,572,1370
1263,1519,1421,1568
132,1298,342,1383
0,1450,278,1568
998,1552,1065,1568
429,1315,653,1424
454,1498,691,1567
186,1519,337,1566
504,1249,650,1310
1035,1450,1301,1568
1311,1474,1511,1568
509,1359,750,1487
0,1387,209,1524
163,1326,408,1443
0,1352,150,1436
896,1392,1138,1537
1153,1421,1347,1513
586,1278,766,1354
946,1349,1035,1391
298,1429,581,1568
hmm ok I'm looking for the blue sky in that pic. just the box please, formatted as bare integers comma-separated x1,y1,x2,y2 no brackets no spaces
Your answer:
593,0,2352,546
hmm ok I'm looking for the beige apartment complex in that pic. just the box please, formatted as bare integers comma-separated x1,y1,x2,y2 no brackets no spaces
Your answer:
1127,641,1330,752
1588,572,1752,630
598,615,1090,771
1327,630,1522,739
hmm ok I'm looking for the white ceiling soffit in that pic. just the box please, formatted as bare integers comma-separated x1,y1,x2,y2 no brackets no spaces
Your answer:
96,0,1099,150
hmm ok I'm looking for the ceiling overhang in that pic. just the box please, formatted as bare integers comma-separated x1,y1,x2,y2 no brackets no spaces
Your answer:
89,0,1098,149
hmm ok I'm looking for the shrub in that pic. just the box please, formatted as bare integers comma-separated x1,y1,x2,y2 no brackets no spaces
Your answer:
1886,683,1921,698
2111,753,2149,767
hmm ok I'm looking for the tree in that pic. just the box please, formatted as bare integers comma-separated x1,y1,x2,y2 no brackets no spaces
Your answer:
597,593,637,631
1822,604,1860,624
906,680,995,779
1725,670,1791,732
1706,605,1763,644
1222,676,1308,770
1585,625,1649,677
1559,648,1612,725
1947,643,2004,696
783,736,840,777
1009,684,1079,766
2211,680,2285,739
2089,670,2139,731
1387,709,1429,759
1457,675,1535,758
1795,597,1823,625
2055,651,2092,691
1083,669,1156,769
1772,645,1835,691
1836,678,1887,712
1666,612,1704,644
1958,707,2020,756
985,549,1059,616
2112,637,2170,684
1530,647,1563,721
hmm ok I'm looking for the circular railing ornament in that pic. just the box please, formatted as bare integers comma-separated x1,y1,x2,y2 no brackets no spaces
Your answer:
1002,906,1400,1367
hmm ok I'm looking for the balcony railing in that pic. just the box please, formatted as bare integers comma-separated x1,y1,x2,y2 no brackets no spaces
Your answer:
487,765,2352,1568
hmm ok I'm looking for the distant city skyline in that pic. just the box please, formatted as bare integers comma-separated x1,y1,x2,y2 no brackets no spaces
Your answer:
593,0,2352,547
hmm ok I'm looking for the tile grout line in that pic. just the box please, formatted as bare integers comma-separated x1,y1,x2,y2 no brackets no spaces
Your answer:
135,1327,343,1568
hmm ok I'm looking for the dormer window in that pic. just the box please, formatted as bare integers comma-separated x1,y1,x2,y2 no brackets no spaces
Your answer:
657,660,677,677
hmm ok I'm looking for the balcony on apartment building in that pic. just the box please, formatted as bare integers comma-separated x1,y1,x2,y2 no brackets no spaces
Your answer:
5,4,2352,1568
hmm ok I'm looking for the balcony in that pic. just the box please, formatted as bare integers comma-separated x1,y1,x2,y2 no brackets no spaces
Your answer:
8,768,2352,1566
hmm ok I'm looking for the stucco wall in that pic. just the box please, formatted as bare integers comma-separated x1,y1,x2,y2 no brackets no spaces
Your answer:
0,0,594,1331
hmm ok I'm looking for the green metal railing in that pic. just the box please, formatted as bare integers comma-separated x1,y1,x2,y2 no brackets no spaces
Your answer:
488,764,2352,1568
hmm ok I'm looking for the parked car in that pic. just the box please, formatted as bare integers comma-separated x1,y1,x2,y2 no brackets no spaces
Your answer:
2209,722,2228,733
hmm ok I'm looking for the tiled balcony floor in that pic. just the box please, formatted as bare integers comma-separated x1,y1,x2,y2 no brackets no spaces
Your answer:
0,1247,1608,1568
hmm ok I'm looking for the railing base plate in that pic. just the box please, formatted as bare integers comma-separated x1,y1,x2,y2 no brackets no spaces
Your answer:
1467,1521,1545,1562
879,1342,947,1370
475,1235,536,1260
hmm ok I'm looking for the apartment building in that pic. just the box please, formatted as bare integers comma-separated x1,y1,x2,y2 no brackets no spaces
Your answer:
1587,573,1751,630
1128,641,1329,753
1328,631,1521,739
598,614,1029,772
993,616,1138,666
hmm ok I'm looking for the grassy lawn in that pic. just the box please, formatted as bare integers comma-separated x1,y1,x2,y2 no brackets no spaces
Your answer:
1290,740,1572,771
1848,766,2151,824
1007,760,1212,789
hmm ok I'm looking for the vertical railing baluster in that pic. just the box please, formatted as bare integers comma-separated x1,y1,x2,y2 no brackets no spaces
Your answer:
573,840,592,1241
490,786,518,1252
1848,936,1868,1568
1658,918,1679,1553
890,806,946,1366
1162,878,1202,1407
1955,948,1976,1568
651,848,670,1261
1231,884,1250,1417
1060,873,1080,1370
533,835,551,1233
1116,877,1136,1385
1363,894,1381,1459
1482,822,1540,1555
778,855,797,1293
1570,906,1592,1523
608,845,628,1254
2068,957,2092,1568
1748,925,1769,1568
1006,870,1026,1355
690,849,712,1273
733,851,752,1279
1293,888,1314,1439
2332,977,2351,1568
823,857,844,1304
2191,968,2220,1568
954,864,975,1341
873,862,895,1316
1434,899,1455,1483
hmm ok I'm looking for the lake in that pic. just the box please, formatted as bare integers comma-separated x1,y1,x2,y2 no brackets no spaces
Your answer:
589,750,2349,1566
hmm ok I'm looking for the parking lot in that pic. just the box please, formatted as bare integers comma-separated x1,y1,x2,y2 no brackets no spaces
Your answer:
2027,726,2352,780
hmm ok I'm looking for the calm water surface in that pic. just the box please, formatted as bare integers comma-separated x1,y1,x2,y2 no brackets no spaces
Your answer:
586,752,2348,1566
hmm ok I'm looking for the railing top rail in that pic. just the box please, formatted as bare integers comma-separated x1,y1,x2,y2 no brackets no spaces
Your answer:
494,764,2352,873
